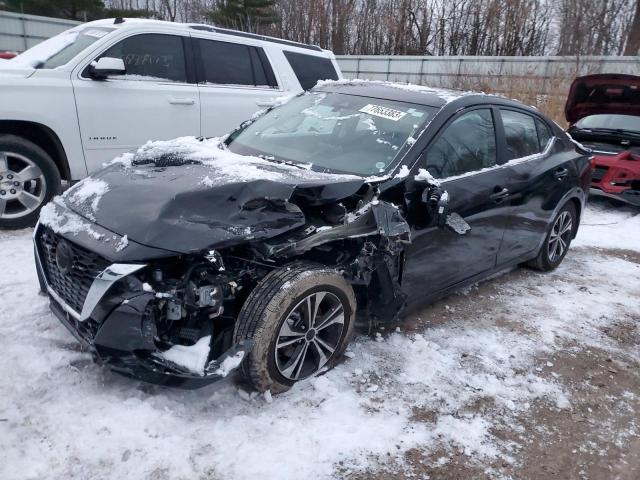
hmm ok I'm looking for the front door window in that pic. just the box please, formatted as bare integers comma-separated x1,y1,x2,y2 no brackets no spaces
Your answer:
424,108,497,179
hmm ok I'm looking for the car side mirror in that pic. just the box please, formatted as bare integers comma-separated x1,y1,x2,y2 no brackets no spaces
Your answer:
419,183,470,234
89,57,125,80
421,184,449,228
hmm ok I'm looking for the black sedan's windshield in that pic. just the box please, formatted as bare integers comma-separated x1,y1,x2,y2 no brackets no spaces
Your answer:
227,92,436,176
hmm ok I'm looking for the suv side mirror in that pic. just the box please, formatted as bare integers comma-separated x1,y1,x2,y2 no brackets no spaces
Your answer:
89,57,125,80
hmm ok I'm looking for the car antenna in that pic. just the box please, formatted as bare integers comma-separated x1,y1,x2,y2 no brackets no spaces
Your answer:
114,17,125,24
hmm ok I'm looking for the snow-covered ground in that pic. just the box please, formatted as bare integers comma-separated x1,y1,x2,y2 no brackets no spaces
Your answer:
1,199,638,480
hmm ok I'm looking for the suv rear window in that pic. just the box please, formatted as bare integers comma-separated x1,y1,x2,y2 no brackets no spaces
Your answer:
197,39,277,87
283,51,339,90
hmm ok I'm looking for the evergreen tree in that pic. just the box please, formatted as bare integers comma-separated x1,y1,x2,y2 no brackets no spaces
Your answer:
0,0,155,22
103,7,156,19
2,0,104,21
208,0,278,33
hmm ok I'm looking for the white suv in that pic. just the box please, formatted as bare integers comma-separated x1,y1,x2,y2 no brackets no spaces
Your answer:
0,18,342,228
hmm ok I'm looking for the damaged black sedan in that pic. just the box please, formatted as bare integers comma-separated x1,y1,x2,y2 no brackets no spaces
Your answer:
34,81,592,392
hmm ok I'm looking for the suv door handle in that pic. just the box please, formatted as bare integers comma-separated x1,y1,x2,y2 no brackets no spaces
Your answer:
490,186,509,203
168,97,195,105
554,167,568,180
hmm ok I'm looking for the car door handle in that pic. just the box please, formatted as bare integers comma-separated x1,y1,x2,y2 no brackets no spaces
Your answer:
168,97,195,105
256,100,276,108
490,186,509,202
554,167,568,180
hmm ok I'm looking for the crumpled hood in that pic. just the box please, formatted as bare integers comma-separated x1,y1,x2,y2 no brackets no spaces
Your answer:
60,140,365,253
565,74,640,124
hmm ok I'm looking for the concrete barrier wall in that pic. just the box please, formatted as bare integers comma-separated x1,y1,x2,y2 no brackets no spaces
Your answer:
335,55,640,93
0,10,79,52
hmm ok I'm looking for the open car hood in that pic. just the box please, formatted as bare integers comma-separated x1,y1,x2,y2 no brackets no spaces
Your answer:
61,160,365,254
565,74,640,124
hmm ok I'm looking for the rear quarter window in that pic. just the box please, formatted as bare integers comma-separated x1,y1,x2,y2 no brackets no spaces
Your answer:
283,51,339,90
535,118,553,150
500,109,542,159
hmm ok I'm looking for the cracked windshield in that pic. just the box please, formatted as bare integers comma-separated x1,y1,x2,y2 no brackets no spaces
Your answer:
227,92,436,176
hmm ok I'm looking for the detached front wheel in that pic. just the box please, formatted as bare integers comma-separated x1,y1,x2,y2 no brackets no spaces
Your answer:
235,263,356,393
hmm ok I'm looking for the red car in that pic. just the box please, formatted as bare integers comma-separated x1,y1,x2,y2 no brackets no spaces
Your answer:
0,51,17,60
566,74,640,206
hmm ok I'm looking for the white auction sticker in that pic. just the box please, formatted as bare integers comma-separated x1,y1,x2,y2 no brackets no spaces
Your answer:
359,104,407,121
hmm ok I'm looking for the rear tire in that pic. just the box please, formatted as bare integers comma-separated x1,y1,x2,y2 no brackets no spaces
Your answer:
527,202,577,272
0,135,61,229
234,263,356,393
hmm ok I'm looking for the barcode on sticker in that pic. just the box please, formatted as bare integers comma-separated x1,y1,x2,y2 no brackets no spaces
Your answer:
359,104,407,121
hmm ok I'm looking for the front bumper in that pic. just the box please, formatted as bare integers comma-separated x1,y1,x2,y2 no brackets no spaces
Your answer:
590,153,640,206
589,187,640,206
34,224,250,389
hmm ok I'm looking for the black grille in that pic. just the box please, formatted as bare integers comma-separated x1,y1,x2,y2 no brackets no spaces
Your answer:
37,228,110,314
592,166,609,182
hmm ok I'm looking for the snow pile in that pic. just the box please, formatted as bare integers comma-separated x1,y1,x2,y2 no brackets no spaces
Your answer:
156,336,212,375
111,136,361,186
212,351,245,377
200,175,215,187
316,78,476,104
39,199,103,240
414,167,441,185
64,178,110,221
114,235,128,252
394,165,410,179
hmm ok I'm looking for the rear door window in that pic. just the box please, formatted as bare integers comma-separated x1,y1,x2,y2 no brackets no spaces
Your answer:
425,108,497,179
197,39,277,87
99,34,187,82
500,109,543,159
283,51,339,90
197,39,253,86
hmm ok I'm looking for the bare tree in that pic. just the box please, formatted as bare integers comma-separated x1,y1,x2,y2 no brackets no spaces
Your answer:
624,0,640,54
101,0,635,56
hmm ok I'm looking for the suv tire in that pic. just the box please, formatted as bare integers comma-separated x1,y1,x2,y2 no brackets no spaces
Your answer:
0,135,61,229
235,263,356,393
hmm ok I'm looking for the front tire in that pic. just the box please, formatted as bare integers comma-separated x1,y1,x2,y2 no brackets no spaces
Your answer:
235,263,356,393
0,135,61,229
527,202,577,271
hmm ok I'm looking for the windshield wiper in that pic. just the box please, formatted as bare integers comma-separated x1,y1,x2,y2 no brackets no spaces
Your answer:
258,154,309,170
578,127,640,138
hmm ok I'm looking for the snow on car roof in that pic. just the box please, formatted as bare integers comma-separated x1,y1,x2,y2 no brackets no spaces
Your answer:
315,78,480,108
